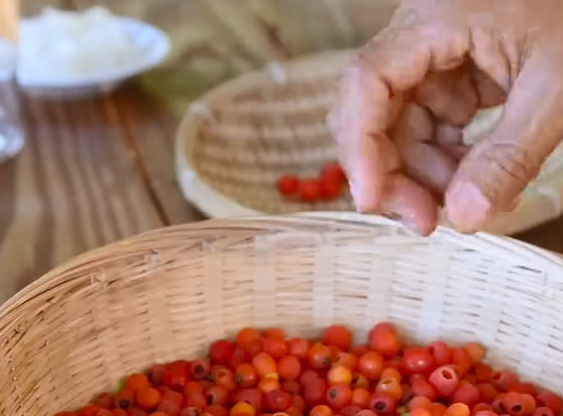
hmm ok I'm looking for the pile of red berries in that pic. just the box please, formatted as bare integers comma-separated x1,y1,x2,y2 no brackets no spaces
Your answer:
55,323,562,416
276,162,347,202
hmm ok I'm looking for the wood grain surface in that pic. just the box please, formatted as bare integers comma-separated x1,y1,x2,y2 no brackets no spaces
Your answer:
0,86,203,303
0,0,561,304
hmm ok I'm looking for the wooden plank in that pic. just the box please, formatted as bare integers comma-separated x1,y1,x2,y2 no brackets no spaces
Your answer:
109,86,204,225
0,89,164,303
516,218,563,254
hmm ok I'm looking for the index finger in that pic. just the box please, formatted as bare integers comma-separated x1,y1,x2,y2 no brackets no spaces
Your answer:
330,21,470,219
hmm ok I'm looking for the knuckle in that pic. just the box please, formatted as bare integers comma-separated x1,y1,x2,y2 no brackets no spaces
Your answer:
486,142,538,187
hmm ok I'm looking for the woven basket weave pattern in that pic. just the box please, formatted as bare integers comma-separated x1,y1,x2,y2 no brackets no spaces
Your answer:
187,52,353,215
1,213,563,415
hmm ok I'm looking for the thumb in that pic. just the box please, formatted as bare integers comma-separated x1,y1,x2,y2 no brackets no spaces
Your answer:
445,50,563,233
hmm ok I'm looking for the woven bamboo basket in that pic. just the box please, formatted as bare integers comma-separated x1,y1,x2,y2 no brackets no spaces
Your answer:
175,49,563,236
2,212,563,416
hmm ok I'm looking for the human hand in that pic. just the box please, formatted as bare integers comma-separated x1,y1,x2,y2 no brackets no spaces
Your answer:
330,0,563,235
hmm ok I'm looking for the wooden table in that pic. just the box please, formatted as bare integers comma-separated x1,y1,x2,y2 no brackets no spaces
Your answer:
1,82,563,304
0,84,204,303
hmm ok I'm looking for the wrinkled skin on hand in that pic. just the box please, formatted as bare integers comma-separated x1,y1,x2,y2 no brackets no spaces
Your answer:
330,0,563,235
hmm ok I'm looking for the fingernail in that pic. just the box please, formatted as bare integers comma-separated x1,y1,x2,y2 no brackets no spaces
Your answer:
350,179,375,213
446,181,492,233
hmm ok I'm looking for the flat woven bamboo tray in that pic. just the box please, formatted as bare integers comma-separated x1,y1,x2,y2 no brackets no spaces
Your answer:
175,49,563,235
2,212,563,415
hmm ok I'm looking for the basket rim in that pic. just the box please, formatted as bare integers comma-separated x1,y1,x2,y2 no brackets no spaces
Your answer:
2,212,562,325
174,48,563,235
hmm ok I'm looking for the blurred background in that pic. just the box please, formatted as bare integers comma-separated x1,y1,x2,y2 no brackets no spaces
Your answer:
19,0,398,113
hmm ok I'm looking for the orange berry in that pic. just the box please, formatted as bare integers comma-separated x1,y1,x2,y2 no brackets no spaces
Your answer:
428,403,448,416
125,373,150,392
334,352,358,370
205,405,228,416
308,343,334,370
78,407,101,416
368,323,400,357
447,403,471,416
253,353,278,378
237,328,261,348
114,389,135,410
288,339,310,360
136,387,162,411
465,342,486,364
286,406,304,416
411,408,433,416
310,405,334,416
236,364,258,388
185,381,205,395
258,377,281,393
376,377,403,401
381,367,402,382
408,396,432,410
358,351,384,380
264,328,285,340
263,338,289,359
327,385,352,408
278,355,302,381
328,365,353,385
351,373,369,389
322,325,352,351
231,403,257,416
351,388,370,407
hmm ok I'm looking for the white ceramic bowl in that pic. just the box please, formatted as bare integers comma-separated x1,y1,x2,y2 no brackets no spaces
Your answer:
16,16,171,100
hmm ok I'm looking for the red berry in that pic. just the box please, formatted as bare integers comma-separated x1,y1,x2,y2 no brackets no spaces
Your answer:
358,351,384,380
491,371,518,392
322,325,352,351
429,365,460,396
536,392,563,415
209,340,234,365
300,369,320,386
368,323,400,357
304,378,327,405
368,392,397,414
164,366,189,389
533,408,555,416
189,360,210,380
474,363,493,382
277,175,300,196
278,355,302,381
320,178,342,200
299,179,321,202
411,377,437,401
476,383,499,403
428,342,452,367
233,388,264,413
327,385,353,408
265,389,293,412
451,381,480,406
262,337,288,359
320,161,346,183
289,338,310,360
451,347,472,377
205,385,229,405
402,347,436,375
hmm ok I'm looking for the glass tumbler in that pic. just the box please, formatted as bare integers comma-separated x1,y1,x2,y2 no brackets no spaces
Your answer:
0,38,24,164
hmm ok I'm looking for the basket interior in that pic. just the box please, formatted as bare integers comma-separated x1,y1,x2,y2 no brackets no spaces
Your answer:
2,214,563,415
190,52,354,214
